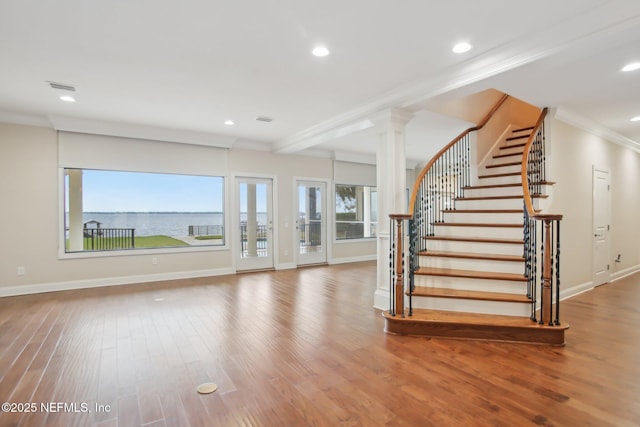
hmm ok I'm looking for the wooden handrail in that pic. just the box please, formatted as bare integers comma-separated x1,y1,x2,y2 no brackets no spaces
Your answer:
407,94,510,215
519,108,563,220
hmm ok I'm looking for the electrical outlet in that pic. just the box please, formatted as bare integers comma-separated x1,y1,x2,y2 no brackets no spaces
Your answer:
17,266,25,276
152,257,158,265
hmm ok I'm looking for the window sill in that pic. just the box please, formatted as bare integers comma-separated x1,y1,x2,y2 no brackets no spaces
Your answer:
59,243,229,260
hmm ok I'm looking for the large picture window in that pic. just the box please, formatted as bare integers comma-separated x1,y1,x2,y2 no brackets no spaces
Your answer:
335,184,377,240
64,169,224,252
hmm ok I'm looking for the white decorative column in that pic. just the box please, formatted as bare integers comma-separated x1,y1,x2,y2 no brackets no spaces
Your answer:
67,169,84,251
370,108,414,310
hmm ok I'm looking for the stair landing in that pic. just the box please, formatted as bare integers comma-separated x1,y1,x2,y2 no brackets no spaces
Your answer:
383,308,568,345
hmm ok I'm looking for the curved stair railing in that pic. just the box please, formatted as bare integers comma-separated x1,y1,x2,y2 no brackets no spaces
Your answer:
522,108,563,326
388,94,508,317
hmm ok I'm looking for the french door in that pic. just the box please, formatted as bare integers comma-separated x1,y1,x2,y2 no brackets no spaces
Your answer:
296,180,327,265
236,177,274,271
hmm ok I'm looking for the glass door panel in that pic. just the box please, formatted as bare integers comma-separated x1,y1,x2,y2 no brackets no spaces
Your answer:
297,181,326,265
236,177,273,271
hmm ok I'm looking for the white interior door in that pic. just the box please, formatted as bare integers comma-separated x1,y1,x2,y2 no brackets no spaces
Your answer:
236,177,274,271
296,181,327,265
592,167,610,286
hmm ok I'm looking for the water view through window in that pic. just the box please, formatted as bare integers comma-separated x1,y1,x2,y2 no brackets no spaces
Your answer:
64,169,224,252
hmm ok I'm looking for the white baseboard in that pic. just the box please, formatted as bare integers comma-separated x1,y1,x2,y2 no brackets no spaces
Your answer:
330,254,376,265
374,288,390,311
559,280,594,301
611,264,640,281
275,262,297,270
0,267,234,298
559,263,640,302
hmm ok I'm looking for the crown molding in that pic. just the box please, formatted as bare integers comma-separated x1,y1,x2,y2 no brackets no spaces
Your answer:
0,110,52,128
48,115,237,148
554,107,640,153
274,118,373,154
231,138,274,152
273,2,640,155
332,150,376,165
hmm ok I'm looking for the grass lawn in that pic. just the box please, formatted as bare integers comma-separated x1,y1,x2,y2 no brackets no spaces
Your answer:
134,235,190,247
194,235,223,241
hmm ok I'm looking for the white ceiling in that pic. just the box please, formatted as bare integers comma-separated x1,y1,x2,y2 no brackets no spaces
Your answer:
1,0,639,163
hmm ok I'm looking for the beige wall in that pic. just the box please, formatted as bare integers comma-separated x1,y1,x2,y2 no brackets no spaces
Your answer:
547,117,640,290
0,123,376,295
476,96,541,169
4,114,637,296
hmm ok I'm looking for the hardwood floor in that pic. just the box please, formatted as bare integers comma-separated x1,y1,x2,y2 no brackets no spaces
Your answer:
0,262,639,426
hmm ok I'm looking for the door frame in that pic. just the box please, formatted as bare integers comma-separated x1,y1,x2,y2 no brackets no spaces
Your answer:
592,165,611,286
232,173,278,272
293,177,332,266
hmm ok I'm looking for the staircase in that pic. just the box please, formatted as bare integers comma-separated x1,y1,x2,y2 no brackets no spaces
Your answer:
384,99,568,345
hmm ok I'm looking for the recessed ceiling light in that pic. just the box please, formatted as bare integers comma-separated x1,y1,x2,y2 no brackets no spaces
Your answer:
312,46,330,57
59,95,76,103
621,62,640,72
224,120,234,125
631,116,640,122
452,42,472,54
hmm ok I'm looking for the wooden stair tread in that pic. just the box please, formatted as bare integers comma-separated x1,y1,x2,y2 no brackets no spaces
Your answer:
499,143,526,150
383,309,568,345
442,209,522,213
419,250,524,262
493,151,524,159
433,222,522,228
513,126,534,133
531,180,556,185
411,286,529,303
424,236,523,244
486,161,521,168
385,308,565,329
478,171,520,178
505,134,530,141
455,194,547,200
464,183,521,189
415,267,527,282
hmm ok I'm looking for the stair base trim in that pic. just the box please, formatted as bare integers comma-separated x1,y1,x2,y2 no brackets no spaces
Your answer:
382,309,567,345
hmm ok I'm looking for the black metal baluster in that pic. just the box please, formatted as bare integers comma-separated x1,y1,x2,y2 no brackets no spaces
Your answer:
541,121,547,185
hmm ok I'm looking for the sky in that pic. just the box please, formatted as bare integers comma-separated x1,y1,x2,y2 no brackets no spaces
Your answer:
76,170,224,212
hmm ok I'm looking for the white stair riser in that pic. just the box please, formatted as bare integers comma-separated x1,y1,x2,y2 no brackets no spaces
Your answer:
414,274,527,294
454,198,524,210
475,174,521,186
411,296,530,317
443,211,523,224
434,225,523,239
425,239,523,256
484,164,521,175
419,256,524,275
499,145,526,155
492,154,523,164
464,186,523,198
492,156,522,166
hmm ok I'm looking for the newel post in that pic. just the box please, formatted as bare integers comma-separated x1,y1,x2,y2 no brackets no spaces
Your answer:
537,214,562,326
541,219,553,325
390,214,412,317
